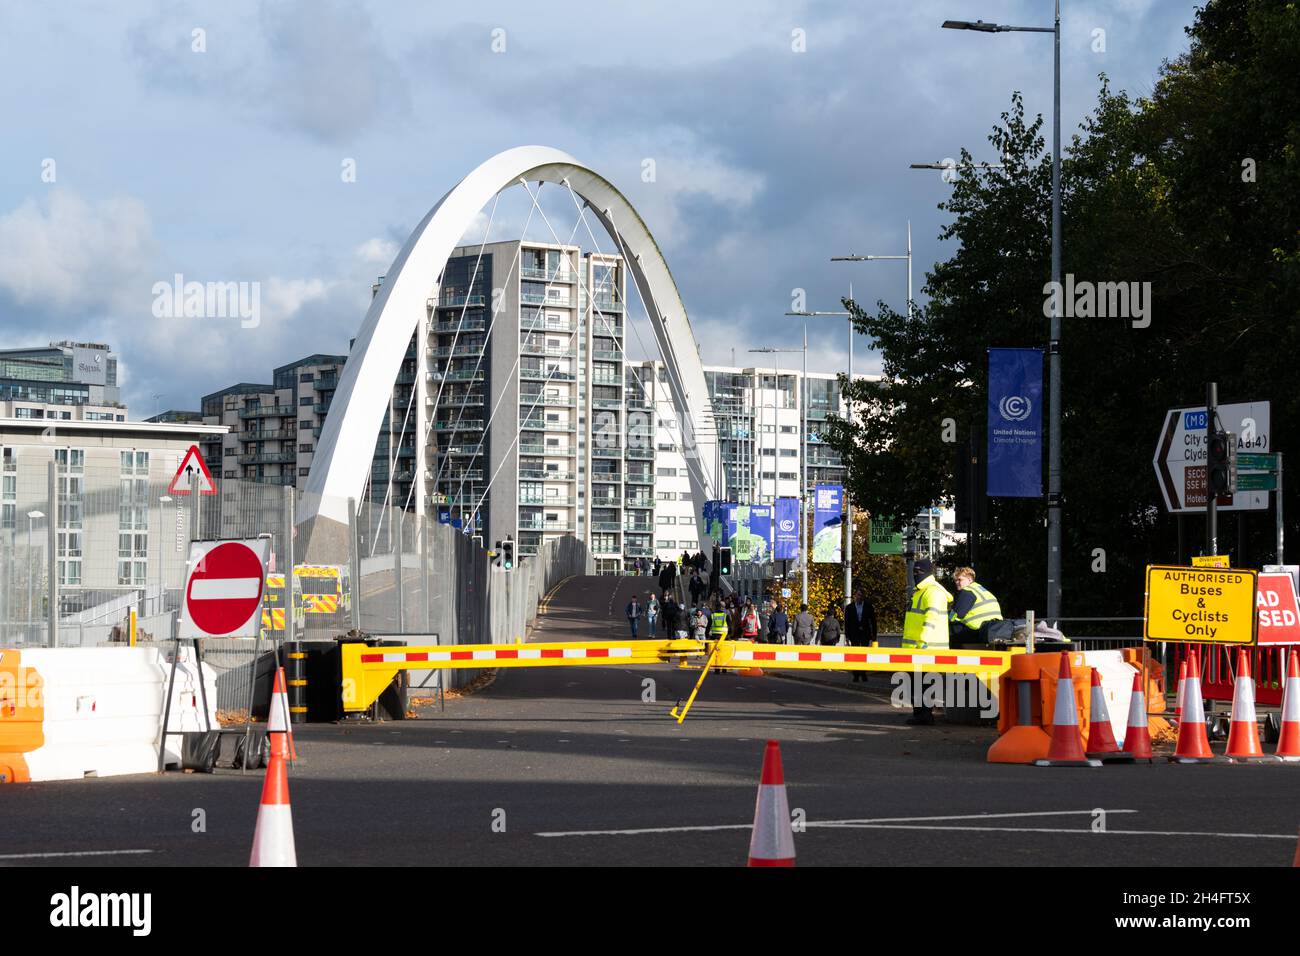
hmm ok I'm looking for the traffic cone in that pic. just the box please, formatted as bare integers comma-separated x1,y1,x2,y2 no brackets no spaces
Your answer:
1034,653,1101,768
1175,658,1188,719
269,667,297,761
1276,651,1300,762
1121,672,1154,761
1225,649,1268,761
1171,648,1215,763
249,750,296,867
1085,668,1127,759
747,740,795,866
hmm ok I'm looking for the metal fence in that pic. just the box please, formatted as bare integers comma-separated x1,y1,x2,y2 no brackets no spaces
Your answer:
1,473,593,709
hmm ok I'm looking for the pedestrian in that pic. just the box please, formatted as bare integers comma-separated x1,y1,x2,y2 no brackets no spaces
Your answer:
903,559,954,725
817,606,842,646
767,603,789,644
738,598,761,641
792,602,815,646
663,593,682,638
625,593,644,638
692,604,709,641
844,587,878,682
653,556,662,577
646,593,660,638
658,559,675,594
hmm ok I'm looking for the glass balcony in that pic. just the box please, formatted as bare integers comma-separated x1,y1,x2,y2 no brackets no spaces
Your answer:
237,451,296,464
625,447,654,460
439,294,485,308
238,405,295,419
521,293,573,307
520,368,576,381
520,266,577,283
590,520,622,532
435,419,484,431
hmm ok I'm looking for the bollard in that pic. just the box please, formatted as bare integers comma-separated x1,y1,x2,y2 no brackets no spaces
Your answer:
286,642,307,724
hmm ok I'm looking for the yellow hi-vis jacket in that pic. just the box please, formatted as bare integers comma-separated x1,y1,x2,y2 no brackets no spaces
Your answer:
903,575,953,649
951,581,1003,630
709,611,729,637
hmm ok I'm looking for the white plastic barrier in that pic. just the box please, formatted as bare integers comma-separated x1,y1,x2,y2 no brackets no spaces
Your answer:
4,646,217,782
1081,650,1139,744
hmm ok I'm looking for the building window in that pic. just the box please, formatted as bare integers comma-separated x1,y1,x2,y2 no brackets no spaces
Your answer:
657,540,675,548
299,420,312,430
780,425,797,434
656,491,674,501
780,449,798,458
656,467,676,477
779,471,797,480
299,444,313,453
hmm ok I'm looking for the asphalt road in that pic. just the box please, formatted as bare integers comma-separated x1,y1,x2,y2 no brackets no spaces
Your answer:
2,573,1297,867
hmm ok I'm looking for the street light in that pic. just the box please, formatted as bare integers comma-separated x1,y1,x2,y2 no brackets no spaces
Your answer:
26,510,44,625
832,221,913,321
750,339,807,607
788,290,855,606
944,1,1063,619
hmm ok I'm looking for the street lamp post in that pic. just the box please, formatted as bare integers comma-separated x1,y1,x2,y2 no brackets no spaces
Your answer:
26,510,44,628
788,292,855,605
943,2,1063,618
750,342,807,606
832,222,913,321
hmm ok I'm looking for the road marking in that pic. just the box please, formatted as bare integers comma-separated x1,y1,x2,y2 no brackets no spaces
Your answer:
535,809,1137,838
825,824,1298,840
0,849,157,860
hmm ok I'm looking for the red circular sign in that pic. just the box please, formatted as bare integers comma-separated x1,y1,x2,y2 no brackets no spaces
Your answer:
186,542,265,636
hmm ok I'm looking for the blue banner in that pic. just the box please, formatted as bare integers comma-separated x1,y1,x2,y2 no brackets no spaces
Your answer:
774,497,799,560
812,484,843,563
732,504,772,561
702,500,730,543
987,348,1044,497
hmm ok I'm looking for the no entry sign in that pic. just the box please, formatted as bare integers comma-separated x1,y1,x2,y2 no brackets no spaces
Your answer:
1256,572,1300,645
179,539,270,638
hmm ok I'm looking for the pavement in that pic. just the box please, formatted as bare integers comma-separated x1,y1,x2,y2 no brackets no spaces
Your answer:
2,574,1297,867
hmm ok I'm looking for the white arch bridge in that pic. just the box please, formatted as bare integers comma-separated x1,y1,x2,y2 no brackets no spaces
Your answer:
297,145,723,560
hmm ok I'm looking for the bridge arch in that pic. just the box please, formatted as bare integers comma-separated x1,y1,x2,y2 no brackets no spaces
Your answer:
298,146,720,551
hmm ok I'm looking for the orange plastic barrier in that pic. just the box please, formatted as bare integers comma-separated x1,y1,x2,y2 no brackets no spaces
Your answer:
0,649,44,783
988,649,1169,764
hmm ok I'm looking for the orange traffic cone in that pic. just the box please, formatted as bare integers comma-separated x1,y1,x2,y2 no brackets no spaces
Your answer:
1276,651,1300,762
1121,672,1154,761
1225,649,1268,761
249,750,296,867
269,667,297,761
1085,668,1126,758
1175,658,1188,719
1034,653,1101,768
747,740,795,866
1171,648,1215,763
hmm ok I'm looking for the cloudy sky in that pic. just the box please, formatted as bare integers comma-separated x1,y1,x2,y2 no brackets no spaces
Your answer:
0,0,1201,414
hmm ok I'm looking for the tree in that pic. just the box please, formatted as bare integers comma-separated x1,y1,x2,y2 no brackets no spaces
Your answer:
825,0,1300,625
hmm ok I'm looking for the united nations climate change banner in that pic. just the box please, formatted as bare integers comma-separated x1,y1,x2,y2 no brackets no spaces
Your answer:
813,484,843,564
774,497,799,560
987,347,1044,498
702,502,774,560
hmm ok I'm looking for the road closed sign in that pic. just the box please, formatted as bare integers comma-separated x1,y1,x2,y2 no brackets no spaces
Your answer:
1144,565,1257,645
1256,572,1300,645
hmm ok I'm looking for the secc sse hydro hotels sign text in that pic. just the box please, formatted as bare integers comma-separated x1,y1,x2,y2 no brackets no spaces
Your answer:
1144,565,1258,646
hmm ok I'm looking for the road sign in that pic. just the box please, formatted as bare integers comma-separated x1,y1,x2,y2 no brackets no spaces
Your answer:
1256,572,1300,645
179,539,270,638
1152,401,1271,512
1237,473,1277,491
1238,452,1277,472
168,444,217,496
1144,565,1257,645
1191,555,1229,568
781,587,791,599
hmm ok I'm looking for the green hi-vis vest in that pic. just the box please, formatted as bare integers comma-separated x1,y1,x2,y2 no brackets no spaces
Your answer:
902,576,952,649
952,582,1003,630
709,611,729,636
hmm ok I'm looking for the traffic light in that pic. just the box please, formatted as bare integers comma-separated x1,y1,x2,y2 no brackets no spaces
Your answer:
1207,431,1237,496
719,547,732,576
502,538,515,571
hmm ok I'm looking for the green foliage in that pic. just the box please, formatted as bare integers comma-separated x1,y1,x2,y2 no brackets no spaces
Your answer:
825,0,1300,619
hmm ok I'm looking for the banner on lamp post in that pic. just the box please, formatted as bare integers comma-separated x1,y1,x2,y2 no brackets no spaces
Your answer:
774,497,799,560
813,484,843,564
987,347,1044,498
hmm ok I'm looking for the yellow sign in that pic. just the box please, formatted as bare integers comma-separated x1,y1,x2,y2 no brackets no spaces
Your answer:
1192,555,1229,568
1144,565,1257,645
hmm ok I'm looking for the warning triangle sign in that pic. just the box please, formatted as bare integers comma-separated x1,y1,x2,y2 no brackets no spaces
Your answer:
169,444,217,496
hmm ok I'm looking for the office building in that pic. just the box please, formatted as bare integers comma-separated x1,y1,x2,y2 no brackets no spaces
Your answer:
0,341,127,422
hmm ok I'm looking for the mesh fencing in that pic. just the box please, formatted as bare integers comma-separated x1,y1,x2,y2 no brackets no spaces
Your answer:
1,473,593,711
